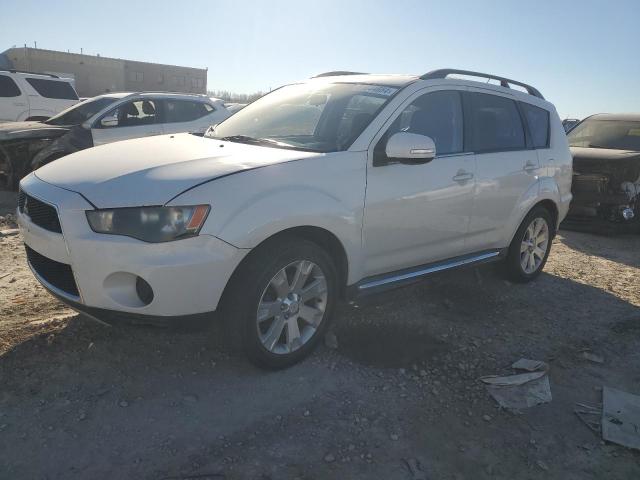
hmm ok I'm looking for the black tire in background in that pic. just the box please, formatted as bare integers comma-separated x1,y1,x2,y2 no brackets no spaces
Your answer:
505,206,555,283
220,236,338,369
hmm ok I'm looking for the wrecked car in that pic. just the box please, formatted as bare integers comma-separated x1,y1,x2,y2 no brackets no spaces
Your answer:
562,118,580,133
0,92,233,190
564,114,640,232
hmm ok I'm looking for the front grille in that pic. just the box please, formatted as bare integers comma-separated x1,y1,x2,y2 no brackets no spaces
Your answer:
18,190,62,233
26,245,79,297
572,173,609,195
18,189,26,210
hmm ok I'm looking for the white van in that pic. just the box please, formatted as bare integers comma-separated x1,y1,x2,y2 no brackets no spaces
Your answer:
0,70,79,122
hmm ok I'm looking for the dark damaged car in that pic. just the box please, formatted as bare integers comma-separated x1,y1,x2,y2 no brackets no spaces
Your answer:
564,113,640,232
0,95,119,189
0,92,232,190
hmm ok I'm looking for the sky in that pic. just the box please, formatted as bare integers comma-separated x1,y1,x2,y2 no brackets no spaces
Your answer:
1,0,639,118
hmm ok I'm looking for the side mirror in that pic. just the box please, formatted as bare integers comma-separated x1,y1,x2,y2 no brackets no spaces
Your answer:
385,132,436,164
100,115,119,128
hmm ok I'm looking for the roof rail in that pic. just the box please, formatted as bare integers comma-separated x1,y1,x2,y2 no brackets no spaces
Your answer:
134,91,208,96
312,71,368,78
0,69,60,79
420,69,544,99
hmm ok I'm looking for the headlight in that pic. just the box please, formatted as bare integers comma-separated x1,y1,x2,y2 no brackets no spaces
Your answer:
86,205,210,243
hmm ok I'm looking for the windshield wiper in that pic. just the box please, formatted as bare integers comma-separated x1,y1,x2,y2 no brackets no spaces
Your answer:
218,135,321,152
219,135,286,146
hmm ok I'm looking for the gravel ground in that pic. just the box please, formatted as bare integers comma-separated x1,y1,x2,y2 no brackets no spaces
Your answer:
1,190,639,479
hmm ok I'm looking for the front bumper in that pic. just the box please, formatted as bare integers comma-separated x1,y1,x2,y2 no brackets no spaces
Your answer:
18,173,249,319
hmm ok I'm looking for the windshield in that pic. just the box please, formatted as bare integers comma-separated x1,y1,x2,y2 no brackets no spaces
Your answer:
568,119,640,151
206,82,398,152
45,97,119,126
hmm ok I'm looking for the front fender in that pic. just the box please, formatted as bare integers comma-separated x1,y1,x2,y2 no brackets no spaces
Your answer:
31,144,69,169
30,126,91,170
170,154,367,283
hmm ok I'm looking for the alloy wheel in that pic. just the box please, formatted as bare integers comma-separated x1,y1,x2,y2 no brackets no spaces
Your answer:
520,217,549,274
256,260,328,354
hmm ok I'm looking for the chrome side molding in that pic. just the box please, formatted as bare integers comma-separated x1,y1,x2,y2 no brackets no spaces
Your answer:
358,250,501,291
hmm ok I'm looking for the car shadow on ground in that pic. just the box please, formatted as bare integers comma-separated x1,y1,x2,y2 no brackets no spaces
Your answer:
1,262,639,479
558,228,640,268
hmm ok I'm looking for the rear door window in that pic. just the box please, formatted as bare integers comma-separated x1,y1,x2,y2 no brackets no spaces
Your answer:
520,102,550,148
25,78,79,100
162,100,212,123
467,92,525,152
0,75,21,97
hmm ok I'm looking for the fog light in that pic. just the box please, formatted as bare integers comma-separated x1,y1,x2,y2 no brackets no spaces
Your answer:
135,276,154,305
622,207,635,221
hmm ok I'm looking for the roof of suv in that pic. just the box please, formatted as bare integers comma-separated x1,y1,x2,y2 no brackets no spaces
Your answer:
310,69,547,102
310,73,419,88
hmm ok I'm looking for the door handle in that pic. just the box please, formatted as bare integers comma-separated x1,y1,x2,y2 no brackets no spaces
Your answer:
524,162,538,172
147,131,162,135
13,102,26,106
452,171,474,182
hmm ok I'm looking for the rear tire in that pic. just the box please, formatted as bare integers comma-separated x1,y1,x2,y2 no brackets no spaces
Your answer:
505,206,555,283
220,236,338,369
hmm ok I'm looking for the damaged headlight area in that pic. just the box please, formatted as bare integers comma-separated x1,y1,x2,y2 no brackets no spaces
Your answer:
86,205,210,243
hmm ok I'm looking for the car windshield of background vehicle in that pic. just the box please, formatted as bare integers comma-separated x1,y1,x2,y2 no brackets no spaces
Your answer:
206,82,398,152
568,119,640,151
45,97,119,126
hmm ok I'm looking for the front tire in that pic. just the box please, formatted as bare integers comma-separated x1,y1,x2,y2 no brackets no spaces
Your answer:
505,206,555,283
221,236,338,369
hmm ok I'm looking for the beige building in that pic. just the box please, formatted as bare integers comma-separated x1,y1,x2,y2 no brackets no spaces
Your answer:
0,47,207,97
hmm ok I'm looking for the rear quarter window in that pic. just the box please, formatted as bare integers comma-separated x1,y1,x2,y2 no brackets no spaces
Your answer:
163,100,212,123
25,78,79,100
520,102,550,148
0,75,21,97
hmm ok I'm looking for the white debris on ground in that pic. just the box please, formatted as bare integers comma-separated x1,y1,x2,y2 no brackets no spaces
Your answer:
480,358,552,411
602,386,640,451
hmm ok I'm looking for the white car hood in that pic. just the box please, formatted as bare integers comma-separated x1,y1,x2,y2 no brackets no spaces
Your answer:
35,133,321,208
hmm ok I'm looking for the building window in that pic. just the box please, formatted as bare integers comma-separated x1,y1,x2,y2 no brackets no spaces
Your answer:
129,71,144,82
173,76,185,87
157,74,164,84
188,78,204,89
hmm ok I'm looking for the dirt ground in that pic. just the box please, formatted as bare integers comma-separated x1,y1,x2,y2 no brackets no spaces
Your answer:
1,190,639,480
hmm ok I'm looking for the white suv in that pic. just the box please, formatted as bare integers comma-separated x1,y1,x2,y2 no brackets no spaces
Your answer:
18,69,573,368
0,70,79,122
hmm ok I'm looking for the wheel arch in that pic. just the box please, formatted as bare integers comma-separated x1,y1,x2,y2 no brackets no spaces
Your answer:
220,225,351,306
509,197,560,247
535,199,559,231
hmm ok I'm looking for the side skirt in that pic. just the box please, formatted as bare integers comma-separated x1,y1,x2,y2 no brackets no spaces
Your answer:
346,249,505,300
